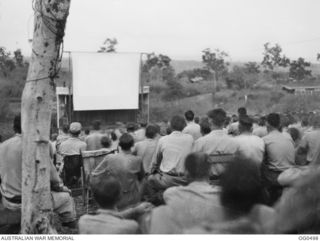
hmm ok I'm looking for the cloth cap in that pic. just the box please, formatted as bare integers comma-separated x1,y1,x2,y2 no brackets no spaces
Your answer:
69,122,82,133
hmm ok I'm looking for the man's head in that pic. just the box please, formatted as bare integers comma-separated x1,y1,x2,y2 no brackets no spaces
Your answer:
145,124,159,139
238,107,247,117
84,129,90,135
184,110,195,122
92,120,101,131
184,152,211,180
90,175,121,209
69,122,82,136
61,124,69,134
207,108,227,128
220,156,263,216
101,135,111,149
238,115,253,134
266,113,281,131
13,115,21,134
170,115,186,132
119,133,134,151
126,122,136,133
199,117,211,135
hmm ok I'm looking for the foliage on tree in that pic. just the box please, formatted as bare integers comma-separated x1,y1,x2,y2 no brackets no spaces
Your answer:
98,38,118,53
289,57,312,81
317,53,320,61
142,53,175,82
261,42,290,70
0,47,16,77
244,62,260,74
13,49,24,67
202,48,229,80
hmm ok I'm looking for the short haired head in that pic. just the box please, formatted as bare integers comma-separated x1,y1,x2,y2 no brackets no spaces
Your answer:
199,117,211,135
126,122,136,133
266,113,281,129
220,156,263,216
69,122,82,136
238,115,253,133
184,110,195,122
110,131,118,141
145,124,159,139
119,133,134,151
207,108,227,128
61,124,69,134
92,120,101,131
287,127,301,142
13,115,21,134
184,152,211,180
84,129,90,135
238,107,247,116
170,115,186,131
101,135,111,148
90,175,121,209
194,116,200,124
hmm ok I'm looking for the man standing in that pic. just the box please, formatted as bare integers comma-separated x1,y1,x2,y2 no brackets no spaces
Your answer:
261,113,295,205
182,110,201,140
147,116,194,200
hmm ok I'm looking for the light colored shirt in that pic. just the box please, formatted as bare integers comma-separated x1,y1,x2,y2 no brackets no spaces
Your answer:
234,134,265,163
252,126,268,138
59,137,87,156
133,138,158,173
298,129,320,163
152,131,193,174
149,181,225,234
93,152,142,210
134,128,146,143
79,209,139,234
228,122,239,136
193,129,239,155
263,130,295,171
0,134,23,198
183,122,201,140
85,131,104,151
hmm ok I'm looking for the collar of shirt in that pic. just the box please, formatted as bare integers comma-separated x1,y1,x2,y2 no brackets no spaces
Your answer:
97,209,124,219
170,131,183,135
209,129,225,136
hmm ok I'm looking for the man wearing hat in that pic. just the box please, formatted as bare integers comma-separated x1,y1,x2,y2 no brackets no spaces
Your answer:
58,122,87,186
59,122,87,156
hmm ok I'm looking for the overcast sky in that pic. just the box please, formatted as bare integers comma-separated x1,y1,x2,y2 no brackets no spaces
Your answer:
0,0,320,62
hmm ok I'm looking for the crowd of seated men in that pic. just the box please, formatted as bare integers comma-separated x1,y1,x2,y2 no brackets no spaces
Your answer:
1,106,320,234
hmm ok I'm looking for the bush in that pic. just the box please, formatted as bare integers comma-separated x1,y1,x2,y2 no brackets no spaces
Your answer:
162,80,186,101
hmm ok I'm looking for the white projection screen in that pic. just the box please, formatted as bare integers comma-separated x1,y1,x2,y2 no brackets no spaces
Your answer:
72,52,141,111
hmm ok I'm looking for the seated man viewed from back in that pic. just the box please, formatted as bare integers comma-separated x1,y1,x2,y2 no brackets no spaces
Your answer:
79,175,152,234
92,133,143,210
193,108,239,179
146,115,194,204
148,152,224,234
234,115,265,164
182,110,201,140
133,124,160,174
0,115,77,228
85,120,104,151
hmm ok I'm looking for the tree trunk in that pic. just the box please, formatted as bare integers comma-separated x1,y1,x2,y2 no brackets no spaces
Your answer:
21,0,71,234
